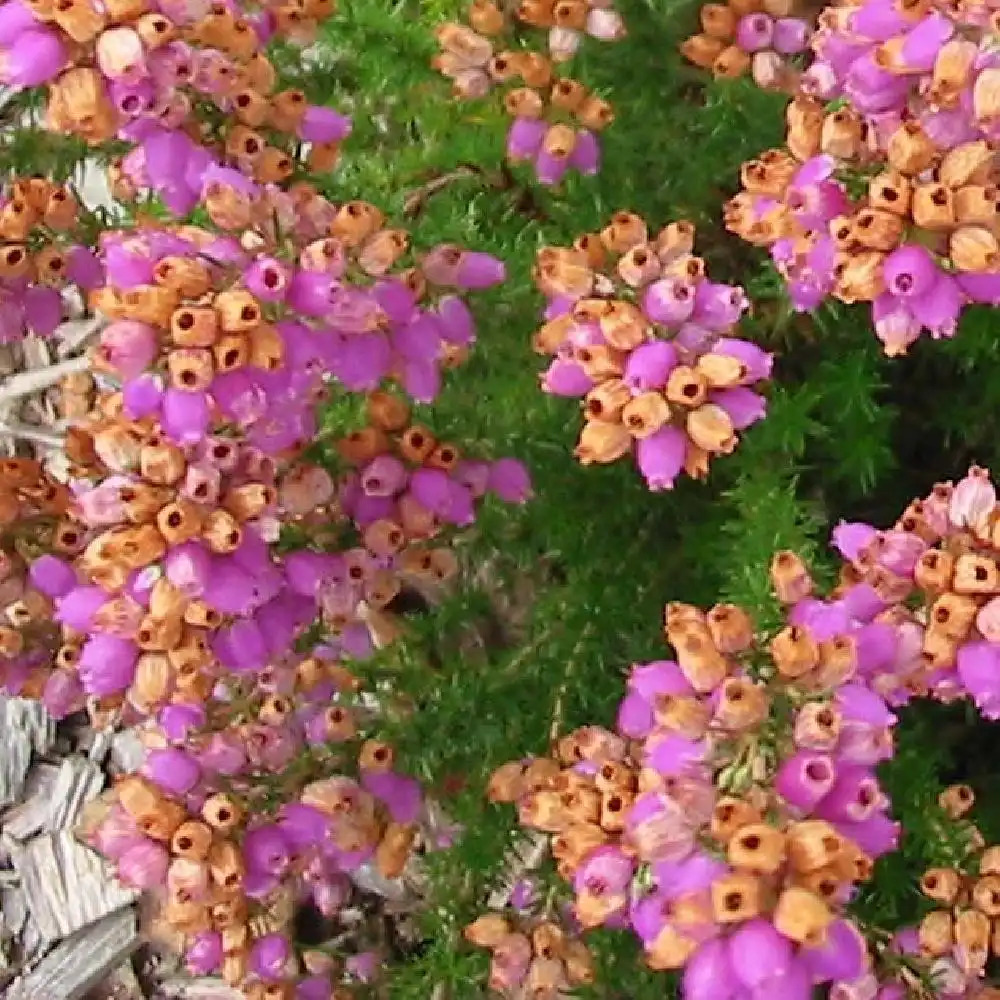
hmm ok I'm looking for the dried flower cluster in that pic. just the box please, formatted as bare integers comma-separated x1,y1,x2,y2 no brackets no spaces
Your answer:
0,177,103,341
484,546,916,998
80,660,427,996
727,0,1000,353
0,1,538,993
532,214,771,490
914,786,1000,995
680,0,814,91
0,0,348,190
432,0,623,184
464,911,596,996
832,465,1000,714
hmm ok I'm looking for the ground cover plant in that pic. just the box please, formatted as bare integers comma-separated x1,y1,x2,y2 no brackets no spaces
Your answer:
6,0,1000,997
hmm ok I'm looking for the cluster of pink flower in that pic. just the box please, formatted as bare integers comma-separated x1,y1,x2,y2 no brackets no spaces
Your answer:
727,0,1000,353
833,466,1000,715
0,177,103,341
532,213,771,490
79,662,425,997
0,2,538,994
0,0,347,177
486,550,917,998
681,0,814,92
432,0,622,185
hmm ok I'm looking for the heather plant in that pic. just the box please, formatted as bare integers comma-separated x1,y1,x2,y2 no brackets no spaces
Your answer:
5,0,1000,998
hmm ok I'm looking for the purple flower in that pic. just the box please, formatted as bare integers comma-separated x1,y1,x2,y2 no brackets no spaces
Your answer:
736,12,774,52
297,105,352,143
643,278,696,326
144,747,201,796
802,919,867,982
0,28,66,86
713,387,767,429
570,129,600,175
832,521,877,562
691,281,748,330
773,18,810,54
29,555,76,598
882,245,939,298
625,789,697,862
775,751,837,810
507,117,547,161
487,458,532,502
684,938,738,1000
728,919,793,987
243,825,292,877
361,770,423,824
185,931,223,975
624,340,679,390
455,251,505,289
957,642,1000,718
542,357,593,395
636,426,686,491
0,0,36,47
815,765,884,823
117,839,169,889
248,933,290,982
78,635,138,696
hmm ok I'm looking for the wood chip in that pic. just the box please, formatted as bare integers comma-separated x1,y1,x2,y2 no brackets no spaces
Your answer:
83,958,144,1000
0,697,55,810
2,763,62,841
2,885,27,938
108,730,145,776
157,978,244,999
11,831,137,942
47,758,106,831
5,907,138,1000
3,758,103,840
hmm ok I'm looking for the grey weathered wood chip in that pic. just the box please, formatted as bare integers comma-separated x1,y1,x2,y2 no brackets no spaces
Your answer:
11,830,137,942
5,907,138,1000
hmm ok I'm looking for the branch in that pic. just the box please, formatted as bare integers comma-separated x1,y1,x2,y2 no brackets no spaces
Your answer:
402,165,482,219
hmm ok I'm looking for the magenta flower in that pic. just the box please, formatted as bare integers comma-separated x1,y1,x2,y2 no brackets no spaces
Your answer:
185,931,223,975
775,751,837,810
143,747,201,796
248,933,291,982
116,839,169,890
636,426,687,491
728,919,793,988
78,635,138,696
0,28,66,86
487,458,532,502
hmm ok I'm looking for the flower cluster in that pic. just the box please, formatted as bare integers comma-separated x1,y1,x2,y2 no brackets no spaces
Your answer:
917,796,1000,991
0,0,347,180
432,0,622,184
680,0,813,92
531,214,771,490
0,177,103,341
833,465,1000,714
81,663,428,997
487,549,911,998
0,7,535,994
728,0,1000,353
464,912,596,995
91,199,505,413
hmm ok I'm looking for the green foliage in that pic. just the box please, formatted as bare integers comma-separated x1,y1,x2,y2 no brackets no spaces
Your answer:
312,0,1000,994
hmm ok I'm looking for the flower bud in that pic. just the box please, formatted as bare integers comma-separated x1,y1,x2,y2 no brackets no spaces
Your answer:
711,872,762,922
773,887,832,946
